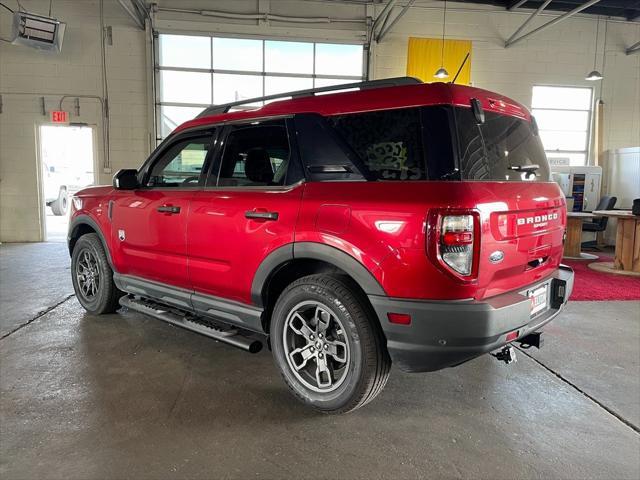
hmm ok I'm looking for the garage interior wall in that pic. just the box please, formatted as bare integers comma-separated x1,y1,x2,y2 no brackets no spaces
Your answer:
1,0,639,243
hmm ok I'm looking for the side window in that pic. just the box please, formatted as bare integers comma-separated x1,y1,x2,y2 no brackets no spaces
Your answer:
328,108,426,181
146,134,212,187
216,122,290,187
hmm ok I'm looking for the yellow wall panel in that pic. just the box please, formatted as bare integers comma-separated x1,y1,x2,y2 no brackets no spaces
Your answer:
406,37,472,85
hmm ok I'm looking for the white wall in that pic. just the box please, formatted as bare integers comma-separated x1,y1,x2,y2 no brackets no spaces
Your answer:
0,0,148,242
1,0,639,242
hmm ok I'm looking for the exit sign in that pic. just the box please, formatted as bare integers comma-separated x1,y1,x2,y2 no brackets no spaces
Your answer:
51,111,68,123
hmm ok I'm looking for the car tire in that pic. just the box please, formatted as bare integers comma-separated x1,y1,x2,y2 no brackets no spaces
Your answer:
270,274,391,414
71,233,123,314
50,188,68,216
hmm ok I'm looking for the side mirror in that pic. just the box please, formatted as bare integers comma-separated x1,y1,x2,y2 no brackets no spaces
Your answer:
113,169,139,190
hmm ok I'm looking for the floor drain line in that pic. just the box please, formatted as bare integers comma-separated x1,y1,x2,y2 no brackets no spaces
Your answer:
0,295,75,341
516,346,640,435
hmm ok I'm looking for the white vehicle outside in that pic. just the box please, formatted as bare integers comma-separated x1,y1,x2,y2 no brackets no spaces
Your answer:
43,162,94,216
40,125,95,216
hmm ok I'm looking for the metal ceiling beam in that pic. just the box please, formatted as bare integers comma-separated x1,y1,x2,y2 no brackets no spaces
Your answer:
132,0,150,22
626,40,640,55
508,0,529,10
505,0,602,48
117,0,146,30
377,0,416,42
505,0,552,46
371,0,398,38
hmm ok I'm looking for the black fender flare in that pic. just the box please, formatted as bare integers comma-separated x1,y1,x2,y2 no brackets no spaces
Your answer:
68,214,114,268
251,242,386,307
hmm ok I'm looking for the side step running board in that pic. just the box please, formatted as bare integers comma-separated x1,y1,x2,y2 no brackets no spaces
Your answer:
120,296,263,353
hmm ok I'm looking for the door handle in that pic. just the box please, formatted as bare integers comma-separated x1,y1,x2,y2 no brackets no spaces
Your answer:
157,205,181,214
245,210,278,221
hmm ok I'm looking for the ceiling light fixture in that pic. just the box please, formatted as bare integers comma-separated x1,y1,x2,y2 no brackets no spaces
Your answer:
586,16,603,81
435,0,449,80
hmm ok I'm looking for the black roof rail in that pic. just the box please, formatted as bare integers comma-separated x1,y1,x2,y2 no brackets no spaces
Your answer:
196,76,422,118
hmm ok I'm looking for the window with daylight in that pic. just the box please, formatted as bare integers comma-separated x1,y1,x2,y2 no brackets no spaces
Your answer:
155,34,365,140
531,86,593,166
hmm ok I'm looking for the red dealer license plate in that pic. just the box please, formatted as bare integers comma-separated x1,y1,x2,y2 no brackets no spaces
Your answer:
529,284,549,317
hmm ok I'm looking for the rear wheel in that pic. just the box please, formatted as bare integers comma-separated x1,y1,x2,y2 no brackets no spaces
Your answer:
71,233,123,314
50,187,67,216
270,274,391,414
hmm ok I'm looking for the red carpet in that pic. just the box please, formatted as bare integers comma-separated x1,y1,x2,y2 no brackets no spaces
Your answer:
562,255,640,301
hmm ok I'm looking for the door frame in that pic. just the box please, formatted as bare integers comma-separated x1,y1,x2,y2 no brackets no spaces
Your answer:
36,123,99,241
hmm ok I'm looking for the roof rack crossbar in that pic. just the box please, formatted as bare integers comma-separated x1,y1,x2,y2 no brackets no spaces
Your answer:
196,76,422,118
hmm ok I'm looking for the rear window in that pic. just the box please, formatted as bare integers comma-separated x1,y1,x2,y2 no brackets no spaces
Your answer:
455,107,550,182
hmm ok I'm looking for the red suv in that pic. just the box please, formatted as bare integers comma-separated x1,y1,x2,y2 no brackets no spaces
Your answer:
68,77,574,413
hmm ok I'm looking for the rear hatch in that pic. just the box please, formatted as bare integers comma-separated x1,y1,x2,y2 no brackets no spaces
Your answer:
451,102,566,300
474,182,566,299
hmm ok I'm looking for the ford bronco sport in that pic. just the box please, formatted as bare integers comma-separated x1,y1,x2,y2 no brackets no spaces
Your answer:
68,77,574,414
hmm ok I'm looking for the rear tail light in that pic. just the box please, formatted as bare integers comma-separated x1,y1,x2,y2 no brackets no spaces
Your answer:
440,215,475,276
427,210,480,281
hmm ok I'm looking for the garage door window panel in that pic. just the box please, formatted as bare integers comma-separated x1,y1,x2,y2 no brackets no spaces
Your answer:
155,34,365,142
159,34,211,69
212,37,262,72
315,43,363,77
213,74,263,106
159,106,206,139
265,41,313,75
160,71,212,105
265,76,314,98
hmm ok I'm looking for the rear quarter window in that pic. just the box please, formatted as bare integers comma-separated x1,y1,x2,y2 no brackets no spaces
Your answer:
328,108,426,181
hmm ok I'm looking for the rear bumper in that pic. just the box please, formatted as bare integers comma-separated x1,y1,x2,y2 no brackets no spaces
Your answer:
369,265,574,372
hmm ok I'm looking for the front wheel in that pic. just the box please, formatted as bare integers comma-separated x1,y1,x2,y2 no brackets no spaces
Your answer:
270,274,391,414
71,233,123,314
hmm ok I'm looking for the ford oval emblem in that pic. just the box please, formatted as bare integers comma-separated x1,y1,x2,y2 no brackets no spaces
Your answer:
489,250,504,264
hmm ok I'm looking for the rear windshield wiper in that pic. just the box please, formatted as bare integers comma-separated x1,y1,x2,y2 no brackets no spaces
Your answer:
508,164,539,172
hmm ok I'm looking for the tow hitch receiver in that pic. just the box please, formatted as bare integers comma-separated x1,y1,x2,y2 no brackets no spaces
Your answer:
518,332,544,349
492,346,517,365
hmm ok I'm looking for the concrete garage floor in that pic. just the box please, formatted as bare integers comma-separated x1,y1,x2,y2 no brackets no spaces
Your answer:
1,244,639,479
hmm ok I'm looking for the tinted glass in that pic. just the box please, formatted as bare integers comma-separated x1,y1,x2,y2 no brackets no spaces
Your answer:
216,122,291,187
147,136,212,187
294,114,365,182
328,108,426,181
455,108,549,181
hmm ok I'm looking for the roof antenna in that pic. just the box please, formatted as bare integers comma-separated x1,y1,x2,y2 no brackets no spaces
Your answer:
450,52,470,85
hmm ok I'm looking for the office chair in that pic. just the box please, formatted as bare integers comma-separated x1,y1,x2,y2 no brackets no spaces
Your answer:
581,195,617,250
